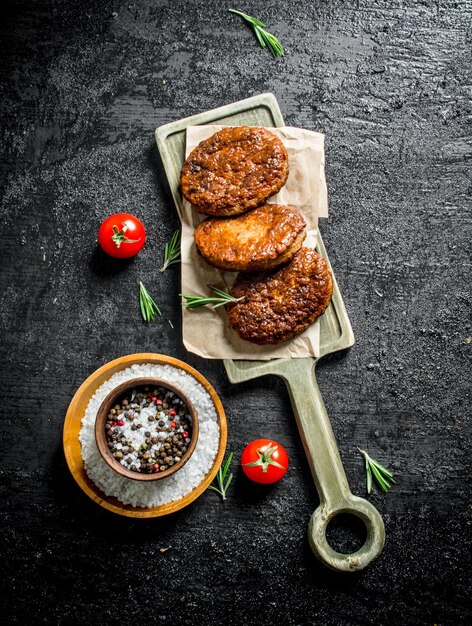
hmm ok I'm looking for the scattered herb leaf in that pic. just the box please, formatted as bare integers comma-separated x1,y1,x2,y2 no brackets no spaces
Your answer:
160,230,181,273
228,9,285,58
358,448,395,494
180,285,245,309
208,452,234,501
139,281,162,322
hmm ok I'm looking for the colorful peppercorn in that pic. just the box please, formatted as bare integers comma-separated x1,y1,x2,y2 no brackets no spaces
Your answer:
104,384,193,474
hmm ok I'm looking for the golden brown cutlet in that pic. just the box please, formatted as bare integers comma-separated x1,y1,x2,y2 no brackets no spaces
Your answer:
194,204,306,272
226,247,333,345
180,126,289,216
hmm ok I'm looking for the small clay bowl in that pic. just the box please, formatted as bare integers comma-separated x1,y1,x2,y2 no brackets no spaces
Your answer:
95,377,199,481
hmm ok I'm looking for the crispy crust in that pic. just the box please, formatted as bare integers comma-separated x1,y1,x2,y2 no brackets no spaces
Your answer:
194,204,307,272
180,127,289,216
226,248,333,345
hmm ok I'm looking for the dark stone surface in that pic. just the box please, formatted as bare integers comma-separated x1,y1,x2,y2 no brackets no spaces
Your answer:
1,0,471,624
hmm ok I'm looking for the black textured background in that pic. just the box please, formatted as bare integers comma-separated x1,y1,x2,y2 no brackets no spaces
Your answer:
1,1,471,624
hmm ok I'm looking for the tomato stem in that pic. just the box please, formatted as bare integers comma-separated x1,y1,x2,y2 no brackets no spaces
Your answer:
111,223,141,248
243,445,285,473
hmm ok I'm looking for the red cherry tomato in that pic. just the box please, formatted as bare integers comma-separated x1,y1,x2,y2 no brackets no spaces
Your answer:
98,213,146,258
241,439,289,484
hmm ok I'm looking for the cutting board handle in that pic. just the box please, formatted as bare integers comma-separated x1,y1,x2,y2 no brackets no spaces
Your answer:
282,359,385,572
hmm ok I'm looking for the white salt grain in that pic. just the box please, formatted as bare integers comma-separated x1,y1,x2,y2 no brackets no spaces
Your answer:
79,363,220,508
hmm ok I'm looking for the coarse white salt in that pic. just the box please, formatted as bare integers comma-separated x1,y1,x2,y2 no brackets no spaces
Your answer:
79,363,221,508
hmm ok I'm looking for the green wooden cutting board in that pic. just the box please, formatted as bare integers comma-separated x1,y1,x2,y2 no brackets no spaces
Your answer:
155,93,385,572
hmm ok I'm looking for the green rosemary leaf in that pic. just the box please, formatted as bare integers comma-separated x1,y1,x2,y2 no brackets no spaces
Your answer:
139,282,162,322
160,229,181,272
180,286,244,309
228,8,285,58
222,451,234,480
366,463,373,494
212,299,231,309
148,296,161,317
208,453,234,501
368,457,395,481
370,464,391,492
139,290,147,321
358,448,395,494
253,26,266,48
229,9,266,28
180,296,218,309
224,472,233,492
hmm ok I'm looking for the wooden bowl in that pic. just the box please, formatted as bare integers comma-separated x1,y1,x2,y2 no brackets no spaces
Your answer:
63,353,227,517
95,377,199,481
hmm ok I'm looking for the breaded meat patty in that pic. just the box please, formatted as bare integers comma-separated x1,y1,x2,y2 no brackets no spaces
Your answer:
194,204,306,272
180,127,289,216
226,247,333,344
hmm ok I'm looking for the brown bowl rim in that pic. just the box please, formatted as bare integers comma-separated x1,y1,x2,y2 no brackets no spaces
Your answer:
94,377,199,481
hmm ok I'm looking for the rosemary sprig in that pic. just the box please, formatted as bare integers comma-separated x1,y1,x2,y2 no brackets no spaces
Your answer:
228,9,285,58
358,448,396,494
139,281,162,322
180,285,244,309
160,229,181,273
208,452,234,501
